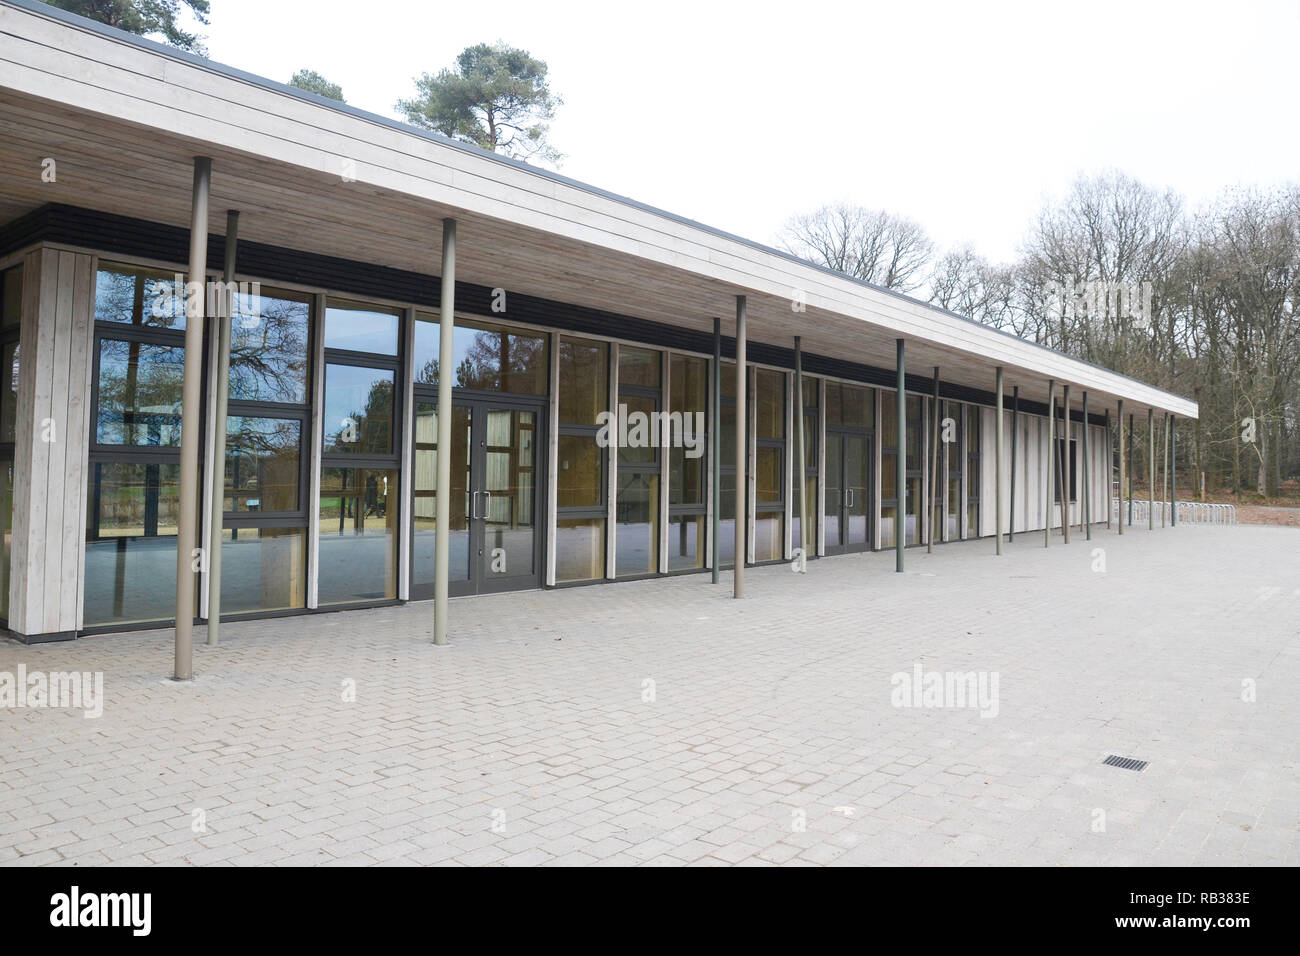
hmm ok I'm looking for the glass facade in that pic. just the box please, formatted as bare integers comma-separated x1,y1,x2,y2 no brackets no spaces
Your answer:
555,337,607,582
667,354,707,571
614,347,659,577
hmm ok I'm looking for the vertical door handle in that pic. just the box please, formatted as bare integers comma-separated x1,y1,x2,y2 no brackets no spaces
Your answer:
482,490,492,521
845,488,853,508
470,490,479,520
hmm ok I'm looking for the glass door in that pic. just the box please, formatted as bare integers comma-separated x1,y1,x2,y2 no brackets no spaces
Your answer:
411,396,541,598
824,431,872,555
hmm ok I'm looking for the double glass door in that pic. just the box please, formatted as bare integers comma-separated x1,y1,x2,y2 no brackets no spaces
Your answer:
411,393,541,598
824,430,873,554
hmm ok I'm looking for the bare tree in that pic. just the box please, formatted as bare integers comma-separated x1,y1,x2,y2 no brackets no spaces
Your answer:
779,204,935,293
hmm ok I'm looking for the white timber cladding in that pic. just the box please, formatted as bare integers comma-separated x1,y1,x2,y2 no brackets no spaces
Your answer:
8,246,93,636
0,1,1196,421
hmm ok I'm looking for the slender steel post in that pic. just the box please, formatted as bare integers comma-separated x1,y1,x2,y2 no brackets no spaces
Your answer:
794,336,807,569
1148,408,1155,530
1117,400,1124,535
1161,413,1168,528
433,218,456,644
1060,385,1071,544
1104,408,1111,530
734,297,746,598
711,317,720,584
928,367,939,554
174,156,210,681
207,209,238,646
995,367,1004,555
895,339,905,573
1009,386,1019,541
1170,415,1177,526
1082,391,1091,540
1045,380,1055,547
1128,413,1134,526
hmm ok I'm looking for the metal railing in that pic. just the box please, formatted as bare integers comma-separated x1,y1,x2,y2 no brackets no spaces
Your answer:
1111,499,1237,525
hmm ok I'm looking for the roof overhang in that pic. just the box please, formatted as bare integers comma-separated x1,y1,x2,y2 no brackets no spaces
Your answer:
0,0,1197,419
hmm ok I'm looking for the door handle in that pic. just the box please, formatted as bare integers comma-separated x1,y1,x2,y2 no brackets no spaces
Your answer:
482,490,492,520
470,490,479,520
845,488,853,508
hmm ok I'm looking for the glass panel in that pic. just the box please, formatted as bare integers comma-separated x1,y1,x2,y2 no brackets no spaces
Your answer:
756,446,782,505
94,265,187,329
224,416,301,512
718,472,736,567
802,411,817,471
322,363,395,455
0,342,18,443
881,451,897,501
483,409,537,584
558,433,602,508
754,514,782,562
617,394,658,467
667,514,704,571
229,291,311,404
559,338,608,425
218,527,306,613
413,316,547,394
83,461,188,626
96,339,185,446
905,475,922,546
846,436,869,546
324,303,399,354
906,395,923,470
881,390,898,448
670,445,704,507
801,375,817,410
318,467,399,604
824,436,842,548
411,402,472,592
0,460,11,621
1,266,20,329
615,471,658,576
618,346,660,388
755,368,784,439
843,384,873,429
669,355,707,507
556,517,604,582
825,382,842,428
792,475,816,555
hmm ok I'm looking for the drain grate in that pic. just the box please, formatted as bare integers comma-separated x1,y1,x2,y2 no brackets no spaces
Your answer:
1102,754,1149,772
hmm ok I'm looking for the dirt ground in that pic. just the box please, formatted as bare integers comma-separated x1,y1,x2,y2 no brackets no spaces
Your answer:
1233,505,1300,527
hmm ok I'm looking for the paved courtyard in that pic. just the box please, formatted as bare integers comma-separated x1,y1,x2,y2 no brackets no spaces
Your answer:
2,523,1298,866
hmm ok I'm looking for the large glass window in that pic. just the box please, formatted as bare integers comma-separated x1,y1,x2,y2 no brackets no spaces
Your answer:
615,347,659,577
95,339,185,446
224,416,302,512
319,301,403,605
792,374,818,557
668,354,707,570
753,367,785,562
217,527,306,614
228,290,310,404
555,337,607,582
967,405,981,536
413,317,546,394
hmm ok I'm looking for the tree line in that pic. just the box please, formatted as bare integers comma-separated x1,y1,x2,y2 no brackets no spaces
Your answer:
780,173,1300,499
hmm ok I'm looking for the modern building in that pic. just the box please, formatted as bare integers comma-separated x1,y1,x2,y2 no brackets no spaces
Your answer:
0,0,1196,651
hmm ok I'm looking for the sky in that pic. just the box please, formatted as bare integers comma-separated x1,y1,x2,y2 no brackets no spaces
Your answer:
198,0,1300,264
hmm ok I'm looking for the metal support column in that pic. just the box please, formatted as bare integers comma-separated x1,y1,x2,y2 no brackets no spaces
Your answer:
433,218,456,644
794,337,808,570
1009,386,1019,542
995,367,1004,555
895,339,905,573
1060,385,1071,544
1045,380,1055,546
207,209,238,646
1104,408,1111,530
928,367,939,554
1082,391,1091,540
711,317,720,584
1117,400,1124,535
1170,415,1177,526
734,297,746,599
1148,408,1155,530
1128,412,1134,527
174,156,210,681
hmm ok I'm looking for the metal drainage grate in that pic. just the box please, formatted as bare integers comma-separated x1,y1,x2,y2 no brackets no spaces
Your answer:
1102,754,1149,772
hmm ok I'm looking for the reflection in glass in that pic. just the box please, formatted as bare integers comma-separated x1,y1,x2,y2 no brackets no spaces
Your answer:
755,368,784,439
559,338,607,423
615,471,658,576
618,346,659,388
96,339,185,446
318,467,399,604
83,460,189,626
411,401,472,593
754,514,782,562
94,265,187,329
668,514,704,571
0,461,11,621
483,409,537,583
1,342,18,443
322,364,394,454
558,434,602,508
229,292,310,404
218,527,306,613
413,317,547,394
225,416,301,512
324,303,399,354
556,517,604,582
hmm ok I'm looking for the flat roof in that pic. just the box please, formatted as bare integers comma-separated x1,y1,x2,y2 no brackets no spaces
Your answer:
0,0,1197,418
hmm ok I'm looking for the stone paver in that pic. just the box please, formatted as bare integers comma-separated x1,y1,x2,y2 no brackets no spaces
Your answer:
2,524,1298,866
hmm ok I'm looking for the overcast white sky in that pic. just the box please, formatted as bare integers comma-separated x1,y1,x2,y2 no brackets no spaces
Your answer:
202,0,1299,263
